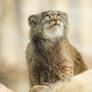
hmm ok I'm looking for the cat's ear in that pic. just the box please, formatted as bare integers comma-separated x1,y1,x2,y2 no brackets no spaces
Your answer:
28,15,38,26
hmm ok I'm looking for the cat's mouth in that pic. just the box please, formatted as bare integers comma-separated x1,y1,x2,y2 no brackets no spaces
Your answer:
45,21,62,29
52,22,59,26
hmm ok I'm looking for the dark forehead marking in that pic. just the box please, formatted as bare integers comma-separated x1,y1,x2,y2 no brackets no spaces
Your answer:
41,10,62,15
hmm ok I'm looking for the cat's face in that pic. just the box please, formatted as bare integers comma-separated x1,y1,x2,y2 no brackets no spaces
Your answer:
41,10,67,28
28,10,68,40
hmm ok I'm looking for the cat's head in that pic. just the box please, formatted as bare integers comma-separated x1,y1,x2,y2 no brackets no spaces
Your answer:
28,10,68,40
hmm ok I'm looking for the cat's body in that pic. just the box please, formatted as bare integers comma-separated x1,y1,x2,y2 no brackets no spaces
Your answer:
26,10,87,87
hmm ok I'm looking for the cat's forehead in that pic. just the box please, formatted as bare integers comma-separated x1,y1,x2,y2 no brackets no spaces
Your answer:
41,10,62,16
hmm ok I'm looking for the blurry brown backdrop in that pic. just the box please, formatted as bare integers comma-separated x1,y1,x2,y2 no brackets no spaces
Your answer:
0,0,92,92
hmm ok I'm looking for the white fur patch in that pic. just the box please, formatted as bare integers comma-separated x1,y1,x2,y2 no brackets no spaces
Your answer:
43,23,64,40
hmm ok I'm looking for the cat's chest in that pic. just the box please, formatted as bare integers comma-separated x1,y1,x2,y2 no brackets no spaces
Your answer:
33,44,61,64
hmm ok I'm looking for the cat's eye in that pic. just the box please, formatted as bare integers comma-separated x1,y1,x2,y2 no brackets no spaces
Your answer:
44,14,51,20
57,14,61,16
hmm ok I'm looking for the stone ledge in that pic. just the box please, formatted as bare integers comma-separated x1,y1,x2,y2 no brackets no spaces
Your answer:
0,83,14,92
30,69,92,92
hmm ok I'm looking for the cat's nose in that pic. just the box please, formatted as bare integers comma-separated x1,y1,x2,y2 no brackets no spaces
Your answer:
53,18,58,21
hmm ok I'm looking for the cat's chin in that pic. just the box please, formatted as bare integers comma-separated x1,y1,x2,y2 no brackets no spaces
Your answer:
49,25,61,30
43,25,64,41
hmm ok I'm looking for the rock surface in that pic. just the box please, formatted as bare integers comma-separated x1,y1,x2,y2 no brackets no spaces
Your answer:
0,83,14,92
29,85,48,92
30,69,92,92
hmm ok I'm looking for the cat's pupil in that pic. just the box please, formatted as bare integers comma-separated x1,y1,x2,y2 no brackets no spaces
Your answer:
57,14,61,16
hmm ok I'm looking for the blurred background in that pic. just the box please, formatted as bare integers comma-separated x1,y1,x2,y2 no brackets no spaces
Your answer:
0,0,92,92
